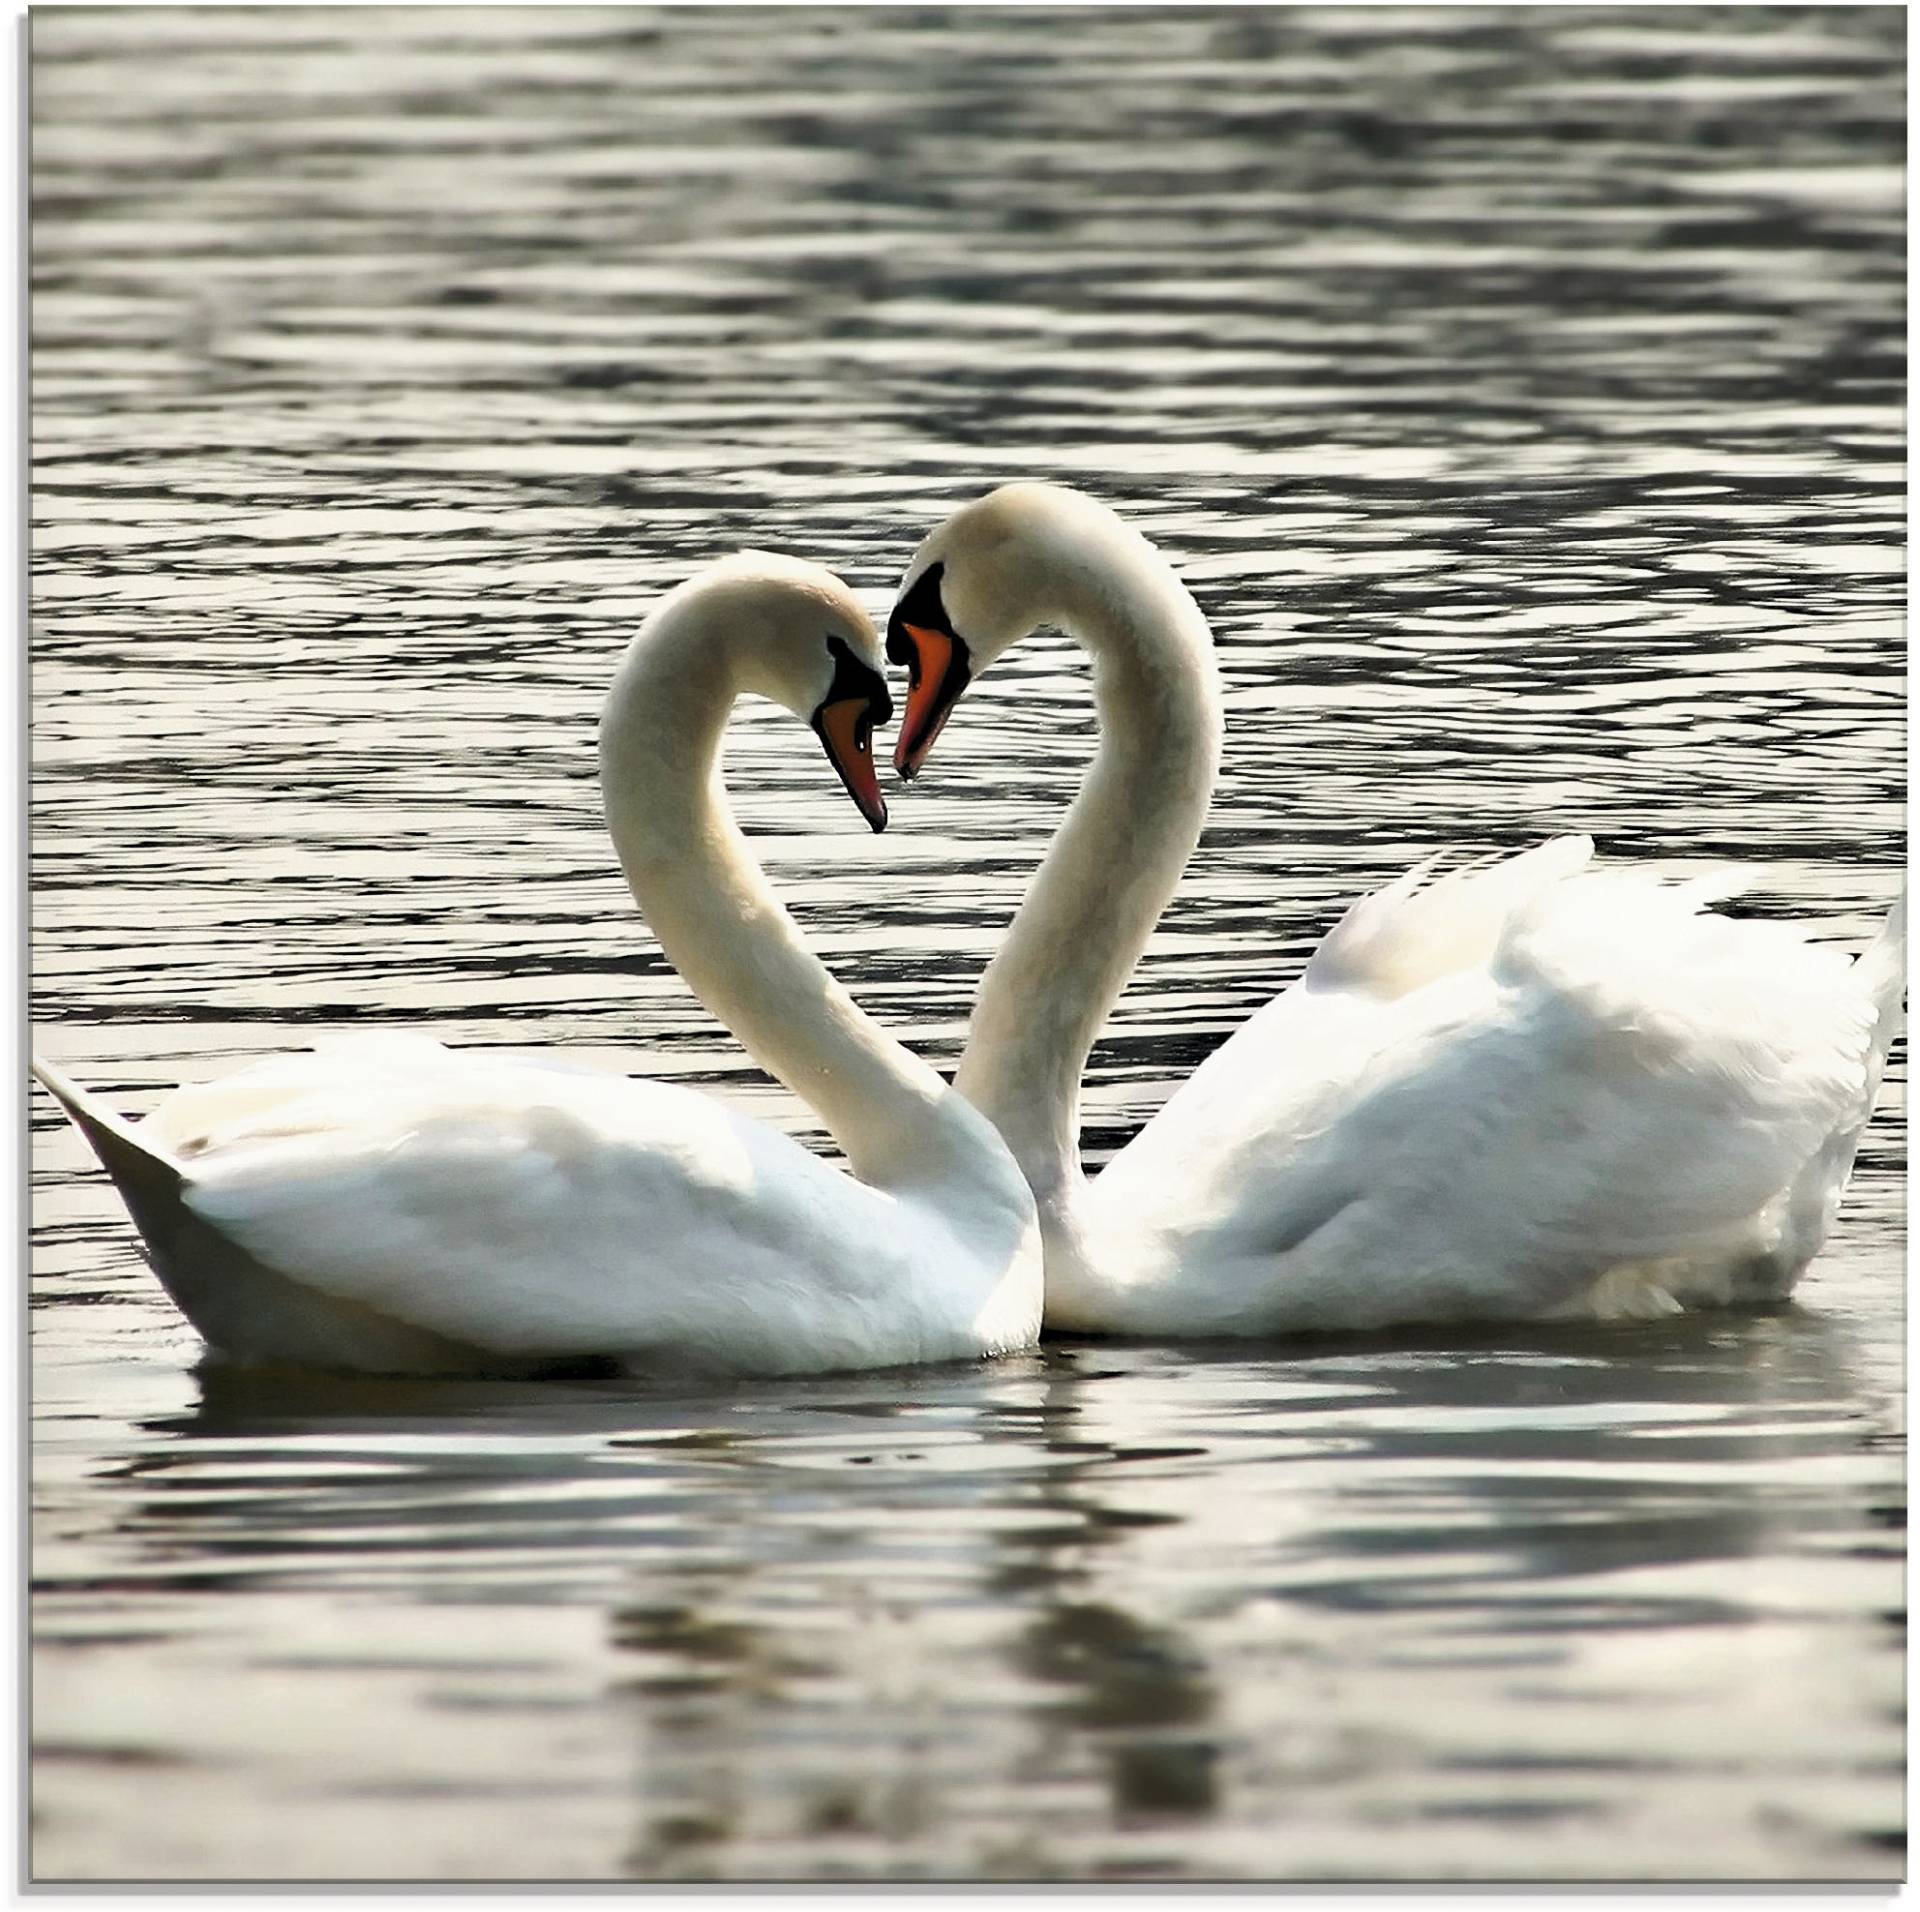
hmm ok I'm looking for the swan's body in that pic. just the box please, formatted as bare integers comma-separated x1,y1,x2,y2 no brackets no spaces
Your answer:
1075,842,1902,1333
888,483,1903,1336
35,556,1041,1376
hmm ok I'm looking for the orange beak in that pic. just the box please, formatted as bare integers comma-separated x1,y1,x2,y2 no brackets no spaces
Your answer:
892,622,972,780
813,696,888,833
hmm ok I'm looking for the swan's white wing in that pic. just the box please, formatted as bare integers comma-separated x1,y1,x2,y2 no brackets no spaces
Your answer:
1101,837,1599,1193
1091,851,1893,1332
142,1037,617,1157
174,1058,962,1374
1303,833,1596,999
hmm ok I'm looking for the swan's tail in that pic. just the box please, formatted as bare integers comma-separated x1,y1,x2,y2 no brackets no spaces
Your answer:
1856,888,1906,1103
1756,889,1907,1287
31,1059,489,1373
32,1058,187,1254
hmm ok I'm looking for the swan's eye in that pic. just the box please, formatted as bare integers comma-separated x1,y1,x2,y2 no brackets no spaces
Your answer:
887,561,950,672
820,633,893,727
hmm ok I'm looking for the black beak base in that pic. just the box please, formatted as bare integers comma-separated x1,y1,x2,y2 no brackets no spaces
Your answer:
887,562,974,781
813,634,892,832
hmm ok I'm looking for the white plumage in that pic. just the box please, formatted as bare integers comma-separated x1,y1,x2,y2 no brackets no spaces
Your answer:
1086,840,1900,1333
35,559,1043,1377
888,483,1903,1338
142,1040,1016,1372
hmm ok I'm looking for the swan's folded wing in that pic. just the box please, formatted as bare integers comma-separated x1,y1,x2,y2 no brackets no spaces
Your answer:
142,1038,621,1158
1107,837,1602,1188
178,1068,907,1370
1095,868,1886,1328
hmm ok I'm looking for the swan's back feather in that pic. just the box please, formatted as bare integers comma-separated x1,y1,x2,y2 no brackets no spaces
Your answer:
1306,834,1593,999
142,1035,619,1158
1496,870,1868,1105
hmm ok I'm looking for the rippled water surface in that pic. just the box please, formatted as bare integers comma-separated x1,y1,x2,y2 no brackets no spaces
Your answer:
30,5,1904,1883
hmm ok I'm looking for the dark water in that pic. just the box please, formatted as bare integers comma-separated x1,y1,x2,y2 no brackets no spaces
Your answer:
29,5,1903,1882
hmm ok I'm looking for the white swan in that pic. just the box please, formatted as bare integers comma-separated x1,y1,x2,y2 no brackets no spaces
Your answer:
33,554,1041,1377
886,481,1904,1335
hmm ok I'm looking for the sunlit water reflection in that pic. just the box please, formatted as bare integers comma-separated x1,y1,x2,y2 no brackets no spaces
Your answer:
30,5,1902,1882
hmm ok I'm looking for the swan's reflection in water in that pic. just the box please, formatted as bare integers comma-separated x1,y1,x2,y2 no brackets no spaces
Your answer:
995,1369,1223,1845
30,1298,1900,1880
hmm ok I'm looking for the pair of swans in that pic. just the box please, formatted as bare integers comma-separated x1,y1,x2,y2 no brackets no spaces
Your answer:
36,486,1903,1376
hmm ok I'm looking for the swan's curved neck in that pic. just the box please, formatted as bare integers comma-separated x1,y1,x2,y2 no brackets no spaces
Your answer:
600,617,953,1189
954,541,1221,1202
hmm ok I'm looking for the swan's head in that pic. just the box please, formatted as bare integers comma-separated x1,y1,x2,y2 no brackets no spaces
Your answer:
886,482,1128,779
664,552,894,831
